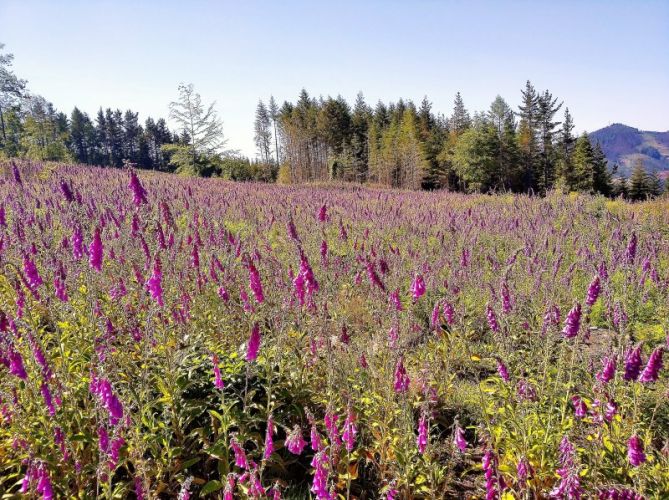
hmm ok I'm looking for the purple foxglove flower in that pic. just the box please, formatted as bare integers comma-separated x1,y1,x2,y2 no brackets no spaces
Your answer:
23,256,42,291
54,277,68,302
40,383,56,416
624,345,643,381
248,261,265,304
417,414,428,454
627,434,646,466
625,233,637,264
135,478,146,500
310,423,322,452
35,466,54,500
59,179,74,203
486,304,500,333
410,274,426,300
443,302,455,325
317,204,327,222
324,412,341,448
89,228,103,272
501,282,512,314
639,347,663,383
596,356,617,384
212,354,224,389
517,457,532,484
431,302,441,330
586,275,601,307
285,425,306,455
393,357,410,393
562,303,581,338
366,261,385,292
12,163,22,185
246,323,261,362
9,350,27,379
320,239,328,261
571,395,588,418
146,258,164,307
128,170,148,206
310,451,330,500
263,415,275,459
389,289,403,311
72,227,84,260
497,358,510,382
231,437,248,469
98,425,110,453
454,425,467,452
342,410,357,452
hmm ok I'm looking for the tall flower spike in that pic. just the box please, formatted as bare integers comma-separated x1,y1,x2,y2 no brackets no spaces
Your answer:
212,354,224,389
627,435,646,466
596,355,616,384
486,304,500,333
639,347,663,383
623,345,643,381
128,170,148,206
410,274,426,300
586,275,601,307
246,323,261,362
417,414,428,454
454,424,467,452
248,261,264,304
562,303,581,338
393,357,410,393
89,228,103,272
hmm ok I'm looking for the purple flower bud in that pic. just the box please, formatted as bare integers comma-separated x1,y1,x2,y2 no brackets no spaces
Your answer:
501,282,512,314
443,302,455,325
497,359,510,382
146,258,164,307
625,233,637,264
317,204,327,222
9,350,27,379
231,437,248,469
22,255,42,292
263,415,274,459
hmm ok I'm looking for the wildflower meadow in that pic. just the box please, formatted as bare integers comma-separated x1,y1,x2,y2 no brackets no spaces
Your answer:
0,160,668,499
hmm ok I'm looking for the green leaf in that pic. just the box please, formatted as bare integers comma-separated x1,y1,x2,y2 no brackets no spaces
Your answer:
201,480,223,495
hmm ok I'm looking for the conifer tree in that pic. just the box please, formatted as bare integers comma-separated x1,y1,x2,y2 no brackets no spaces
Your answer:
628,159,649,201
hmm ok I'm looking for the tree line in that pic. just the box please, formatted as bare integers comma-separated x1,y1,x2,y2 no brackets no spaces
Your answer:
1,42,664,198
255,85,664,198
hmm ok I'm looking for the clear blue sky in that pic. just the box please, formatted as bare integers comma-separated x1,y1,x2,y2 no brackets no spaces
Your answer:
1,0,667,157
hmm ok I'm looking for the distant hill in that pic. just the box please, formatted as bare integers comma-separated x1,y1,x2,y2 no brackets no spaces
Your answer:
589,123,669,178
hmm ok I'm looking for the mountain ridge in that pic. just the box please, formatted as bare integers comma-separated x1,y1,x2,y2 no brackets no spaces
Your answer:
589,123,669,178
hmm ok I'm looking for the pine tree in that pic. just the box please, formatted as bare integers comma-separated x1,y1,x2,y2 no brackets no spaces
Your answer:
628,159,649,201
450,92,471,134
591,142,612,196
571,133,597,192
268,96,280,165
536,90,562,193
647,171,663,197
254,100,272,164
517,80,540,192
351,92,371,182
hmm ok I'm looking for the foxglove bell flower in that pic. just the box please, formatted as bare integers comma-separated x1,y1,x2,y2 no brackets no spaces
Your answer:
263,415,275,459
23,255,42,291
596,356,616,384
454,425,467,452
342,410,357,452
486,304,500,333
146,258,164,306
248,261,264,303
